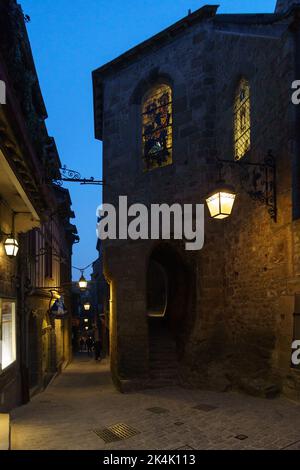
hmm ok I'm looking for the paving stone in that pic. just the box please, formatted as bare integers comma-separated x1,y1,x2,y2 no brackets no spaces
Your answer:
10,358,300,450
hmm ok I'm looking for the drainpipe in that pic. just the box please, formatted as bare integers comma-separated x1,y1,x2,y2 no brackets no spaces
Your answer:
292,9,300,220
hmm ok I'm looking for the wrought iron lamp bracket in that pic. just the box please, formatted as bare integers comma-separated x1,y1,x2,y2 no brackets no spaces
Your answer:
47,165,104,186
217,151,277,222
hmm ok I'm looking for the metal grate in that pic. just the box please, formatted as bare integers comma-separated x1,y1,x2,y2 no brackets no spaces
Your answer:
193,404,218,412
94,423,140,443
94,429,121,443
147,407,169,415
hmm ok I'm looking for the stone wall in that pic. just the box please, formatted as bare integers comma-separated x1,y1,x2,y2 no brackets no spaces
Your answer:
276,0,300,13
97,12,300,397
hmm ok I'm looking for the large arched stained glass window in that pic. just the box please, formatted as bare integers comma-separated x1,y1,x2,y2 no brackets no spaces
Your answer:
142,84,173,171
234,79,251,161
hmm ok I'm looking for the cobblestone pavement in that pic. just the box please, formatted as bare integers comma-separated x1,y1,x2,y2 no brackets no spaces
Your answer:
11,357,300,450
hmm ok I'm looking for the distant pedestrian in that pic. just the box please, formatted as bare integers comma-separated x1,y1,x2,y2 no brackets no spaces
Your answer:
79,337,85,352
94,340,102,362
86,337,94,357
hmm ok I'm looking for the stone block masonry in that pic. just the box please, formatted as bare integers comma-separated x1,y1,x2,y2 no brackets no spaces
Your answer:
93,4,300,399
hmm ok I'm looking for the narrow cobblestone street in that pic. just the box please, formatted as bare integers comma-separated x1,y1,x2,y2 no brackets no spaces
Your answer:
10,357,300,450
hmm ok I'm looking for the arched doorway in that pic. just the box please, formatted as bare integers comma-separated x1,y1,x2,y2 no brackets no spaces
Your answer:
147,244,190,383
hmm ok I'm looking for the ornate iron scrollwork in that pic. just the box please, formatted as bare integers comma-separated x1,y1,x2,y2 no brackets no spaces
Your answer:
50,165,103,186
217,150,277,222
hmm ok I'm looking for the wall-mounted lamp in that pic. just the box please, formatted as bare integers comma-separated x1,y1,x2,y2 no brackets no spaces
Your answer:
3,212,19,257
4,236,19,257
83,302,91,312
206,151,277,222
206,184,236,220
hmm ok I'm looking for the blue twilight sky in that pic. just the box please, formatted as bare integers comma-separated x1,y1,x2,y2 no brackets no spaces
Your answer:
21,0,276,279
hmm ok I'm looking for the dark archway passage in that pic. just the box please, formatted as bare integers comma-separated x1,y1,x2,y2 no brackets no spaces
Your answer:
147,244,190,384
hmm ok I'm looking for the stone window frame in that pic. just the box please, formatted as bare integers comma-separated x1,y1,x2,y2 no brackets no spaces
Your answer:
234,77,251,161
130,70,174,175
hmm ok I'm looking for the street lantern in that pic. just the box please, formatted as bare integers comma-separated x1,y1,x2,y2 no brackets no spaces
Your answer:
4,236,19,257
83,302,91,311
207,152,277,222
206,185,236,220
84,318,89,323
78,273,88,290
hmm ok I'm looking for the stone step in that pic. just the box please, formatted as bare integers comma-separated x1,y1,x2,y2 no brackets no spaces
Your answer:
150,366,178,373
150,361,177,369
146,378,179,389
150,361,178,369
150,374,178,381
149,330,179,388
150,346,177,353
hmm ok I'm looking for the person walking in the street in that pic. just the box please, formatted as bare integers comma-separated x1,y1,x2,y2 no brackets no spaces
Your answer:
94,340,102,362
86,337,94,357
79,337,85,352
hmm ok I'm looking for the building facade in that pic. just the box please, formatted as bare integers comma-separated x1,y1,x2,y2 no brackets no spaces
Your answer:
93,1,300,399
0,0,77,411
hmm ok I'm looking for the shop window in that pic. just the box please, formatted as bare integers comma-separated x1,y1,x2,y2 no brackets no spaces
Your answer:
142,84,173,171
0,299,16,371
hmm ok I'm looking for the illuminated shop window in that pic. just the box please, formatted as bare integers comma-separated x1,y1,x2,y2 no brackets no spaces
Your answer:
142,84,173,171
234,79,251,161
0,299,16,371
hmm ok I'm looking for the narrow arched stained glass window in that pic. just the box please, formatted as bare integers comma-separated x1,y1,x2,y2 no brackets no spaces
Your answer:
142,84,173,171
234,79,251,161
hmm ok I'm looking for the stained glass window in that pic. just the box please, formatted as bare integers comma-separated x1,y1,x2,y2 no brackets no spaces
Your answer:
234,79,251,161
142,84,173,171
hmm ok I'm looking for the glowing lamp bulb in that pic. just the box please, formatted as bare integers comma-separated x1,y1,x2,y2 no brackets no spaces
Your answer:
206,185,236,220
78,274,88,290
4,237,19,257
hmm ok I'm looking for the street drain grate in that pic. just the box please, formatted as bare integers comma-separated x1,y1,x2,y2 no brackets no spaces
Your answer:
147,407,169,415
193,404,218,412
235,435,248,441
94,424,140,443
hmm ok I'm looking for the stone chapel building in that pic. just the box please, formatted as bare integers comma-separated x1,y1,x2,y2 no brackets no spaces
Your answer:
93,1,300,400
